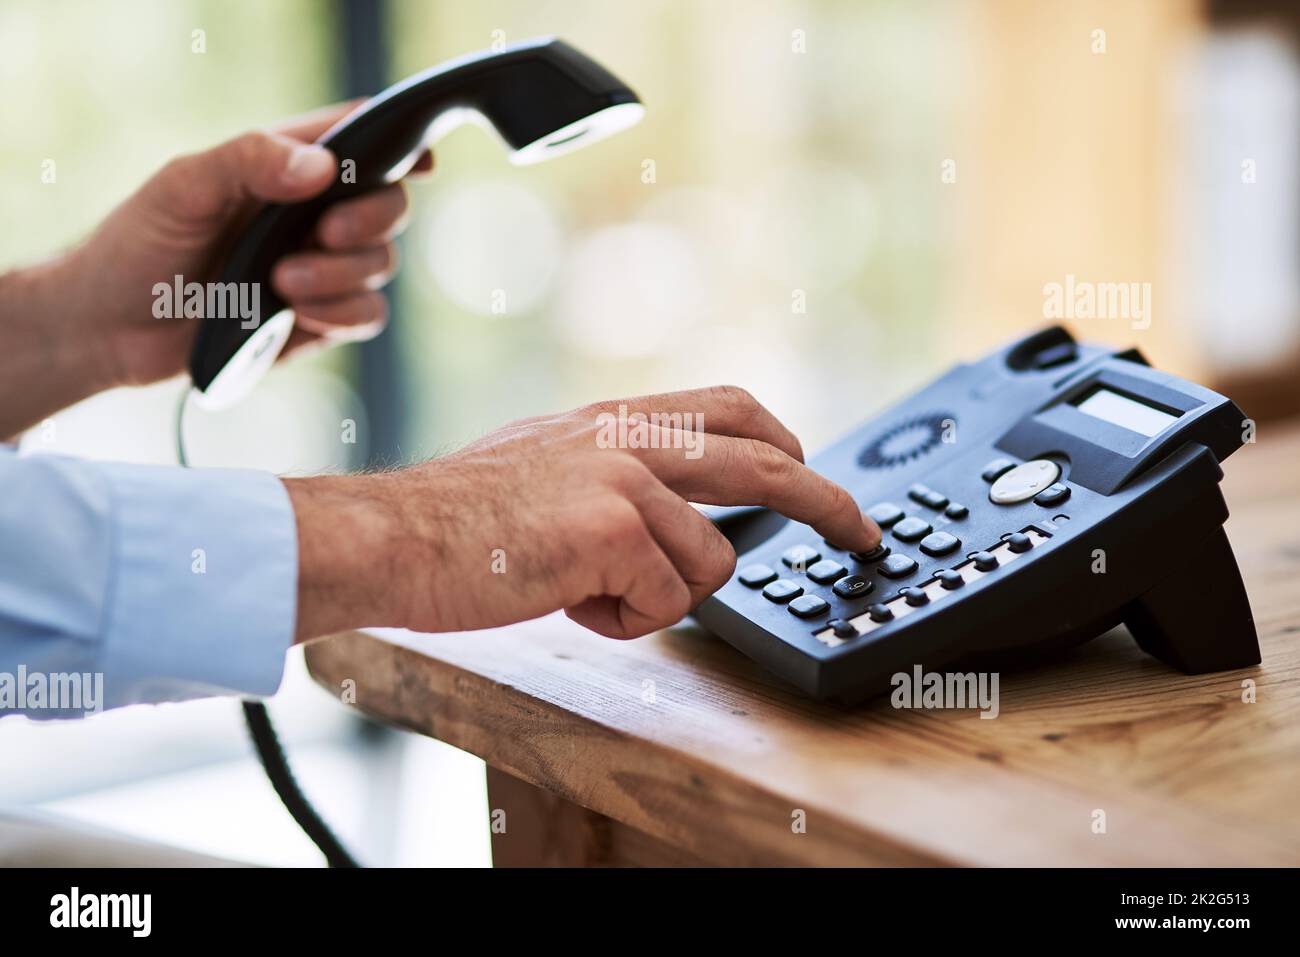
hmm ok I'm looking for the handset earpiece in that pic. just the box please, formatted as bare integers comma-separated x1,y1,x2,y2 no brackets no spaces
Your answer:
188,36,643,409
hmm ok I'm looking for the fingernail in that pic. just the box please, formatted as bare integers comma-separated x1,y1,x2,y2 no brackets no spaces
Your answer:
284,144,334,185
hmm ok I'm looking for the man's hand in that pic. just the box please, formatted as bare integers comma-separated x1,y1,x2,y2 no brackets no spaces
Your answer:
69,101,433,386
284,387,882,642
0,102,430,436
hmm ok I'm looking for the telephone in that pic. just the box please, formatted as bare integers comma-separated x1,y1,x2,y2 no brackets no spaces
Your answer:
694,326,1260,703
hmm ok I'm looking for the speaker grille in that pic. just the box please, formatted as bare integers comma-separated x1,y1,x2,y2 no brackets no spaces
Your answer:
857,412,954,469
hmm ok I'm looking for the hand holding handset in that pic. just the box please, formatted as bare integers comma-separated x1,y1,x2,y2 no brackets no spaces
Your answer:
188,37,643,409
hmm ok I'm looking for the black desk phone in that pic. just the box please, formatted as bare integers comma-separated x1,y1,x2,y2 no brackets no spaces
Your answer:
694,326,1260,703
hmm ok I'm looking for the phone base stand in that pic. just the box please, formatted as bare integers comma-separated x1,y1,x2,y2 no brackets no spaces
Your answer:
1124,527,1261,674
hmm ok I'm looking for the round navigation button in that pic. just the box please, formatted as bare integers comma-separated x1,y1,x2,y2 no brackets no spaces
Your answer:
989,459,1060,505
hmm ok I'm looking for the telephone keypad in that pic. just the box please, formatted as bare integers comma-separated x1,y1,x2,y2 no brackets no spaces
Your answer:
734,474,1058,652
810,527,1051,647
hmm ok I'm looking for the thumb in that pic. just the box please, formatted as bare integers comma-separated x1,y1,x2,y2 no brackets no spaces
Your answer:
151,130,337,222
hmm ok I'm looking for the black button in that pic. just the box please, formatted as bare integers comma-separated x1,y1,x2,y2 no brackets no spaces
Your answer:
763,579,803,603
1031,341,1078,369
902,587,929,606
922,490,949,509
828,618,857,638
851,544,890,562
868,603,894,623
788,594,829,618
981,458,1017,482
865,502,905,528
1033,483,1071,507
908,484,949,510
972,551,999,572
1006,532,1033,553
891,517,932,543
807,559,848,584
944,503,968,520
879,553,918,578
938,569,965,590
781,544,820,569
738,563,777,587
833,575,873,600
919,531,961,557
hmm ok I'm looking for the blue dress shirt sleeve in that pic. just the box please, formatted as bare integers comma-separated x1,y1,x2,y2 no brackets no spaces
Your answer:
0,449,298,718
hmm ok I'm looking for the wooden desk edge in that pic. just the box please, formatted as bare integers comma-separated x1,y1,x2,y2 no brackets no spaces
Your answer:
304,630,1290,868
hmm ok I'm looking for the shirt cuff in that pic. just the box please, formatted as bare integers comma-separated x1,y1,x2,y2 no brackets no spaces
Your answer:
94,462,298,708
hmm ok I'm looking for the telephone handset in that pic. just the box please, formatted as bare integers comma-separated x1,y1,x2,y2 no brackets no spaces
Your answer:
695,326,1260,703
187,37,643,409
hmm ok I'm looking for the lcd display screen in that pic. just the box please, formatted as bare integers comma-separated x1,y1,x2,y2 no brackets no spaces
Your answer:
1075,387,1179,437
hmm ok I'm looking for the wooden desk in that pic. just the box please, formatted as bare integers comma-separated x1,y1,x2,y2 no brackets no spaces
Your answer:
305,428,1300,867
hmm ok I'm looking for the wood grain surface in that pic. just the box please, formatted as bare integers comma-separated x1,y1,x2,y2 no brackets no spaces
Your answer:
306,426,1300,866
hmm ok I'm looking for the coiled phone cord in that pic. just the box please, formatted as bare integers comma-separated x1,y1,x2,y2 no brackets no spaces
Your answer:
176,388,360,868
